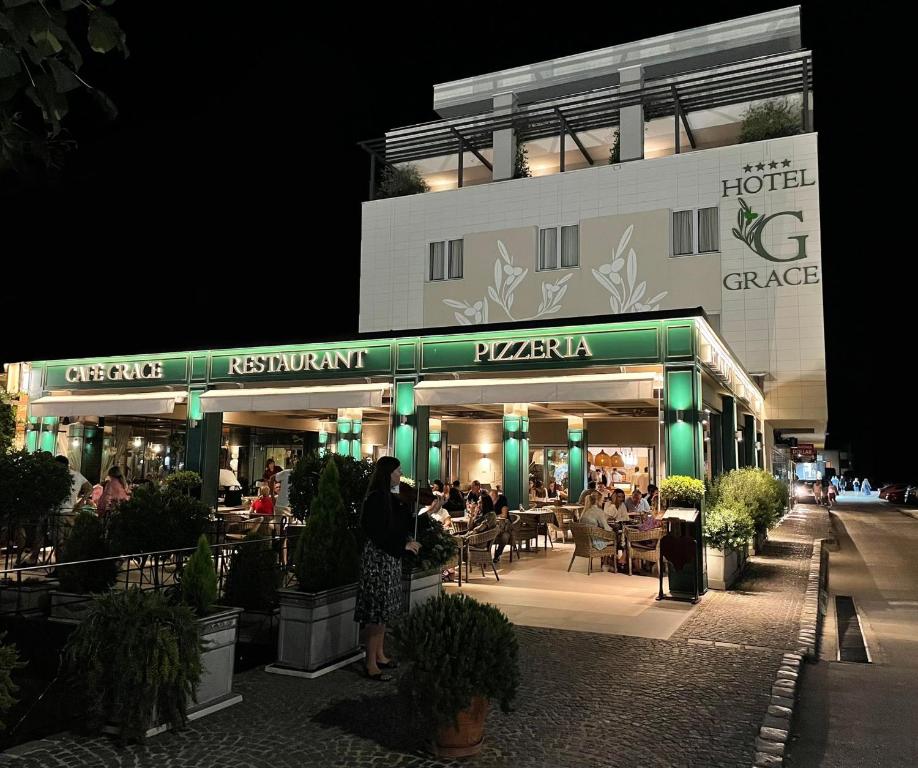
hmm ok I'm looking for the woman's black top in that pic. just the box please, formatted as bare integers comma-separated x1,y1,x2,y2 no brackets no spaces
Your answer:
493,494,509,516
360,489,412,559
479,493,495,515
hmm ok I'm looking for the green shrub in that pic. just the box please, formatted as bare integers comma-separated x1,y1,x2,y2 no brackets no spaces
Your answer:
223,523,281,611
608,129,620,164
403,516,458,575
108,485,211,554
56,511,119,594
0,450,71,527
660,475,705,509
181,535,217,617
513,141,530,178
292,460,359,593
717,468,782,533
393,594,518,732
739,98,802,143
289,451,373,525
703,502,755,551
162,471,202,496
377,164,429,198
64,589,202,743
0,632,25,731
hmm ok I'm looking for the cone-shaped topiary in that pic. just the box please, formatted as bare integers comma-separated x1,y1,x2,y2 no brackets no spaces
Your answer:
393,593,519,733
57,511,118,594
181,535,217,617
292,459,359,593
223,523,281,611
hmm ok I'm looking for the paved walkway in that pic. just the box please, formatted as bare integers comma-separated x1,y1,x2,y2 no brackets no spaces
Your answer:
1,506,828,768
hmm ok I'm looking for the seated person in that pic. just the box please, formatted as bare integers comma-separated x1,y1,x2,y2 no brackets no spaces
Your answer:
625,488,651,516
577,481,597,506
466,480,482,505
529,479,545,501
445,480,466,513
579,492,619,571
488,488,512,562
431,479,445,496
251,485,275,516
604,488,631,522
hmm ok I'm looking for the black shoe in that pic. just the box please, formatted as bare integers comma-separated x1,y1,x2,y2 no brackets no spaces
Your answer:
378,659,399,670
366,669,393,682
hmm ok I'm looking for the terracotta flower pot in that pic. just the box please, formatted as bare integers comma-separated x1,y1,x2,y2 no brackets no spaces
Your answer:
433,696,489,758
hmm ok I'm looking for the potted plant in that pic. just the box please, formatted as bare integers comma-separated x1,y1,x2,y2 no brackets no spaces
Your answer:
376,163,429,199
50,511,119,623
223,522,282,644
161,470,203,497
702,502,754,590
63,588,203,743
401,514,458,612
178,535,243,717
739,97,802,143
393,593,519,758
659,475,706,511
659,475,706,595
108,484,211,555
717,468,780,554
289,451,373,524
268,460,362,677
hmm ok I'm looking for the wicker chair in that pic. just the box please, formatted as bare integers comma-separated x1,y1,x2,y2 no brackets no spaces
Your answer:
568,523,619,574
551,506,573,542
464,527,500,581
451,518,469,534
513,516,539,555
625,526,665,575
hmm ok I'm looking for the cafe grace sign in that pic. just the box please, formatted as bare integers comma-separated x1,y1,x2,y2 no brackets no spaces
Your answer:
721,159,819,291
474,335,593,363
66,361,164,383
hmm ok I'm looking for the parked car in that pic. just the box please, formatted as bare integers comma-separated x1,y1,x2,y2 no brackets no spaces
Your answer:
879,483,909,501
885,485,912,504
794,480,816,502
904,486,918,506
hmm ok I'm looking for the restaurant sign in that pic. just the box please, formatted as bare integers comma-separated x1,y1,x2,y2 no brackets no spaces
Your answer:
45,357,189,389
210,344,392,381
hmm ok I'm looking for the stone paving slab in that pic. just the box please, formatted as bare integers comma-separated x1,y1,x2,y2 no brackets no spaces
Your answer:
0,507,829,768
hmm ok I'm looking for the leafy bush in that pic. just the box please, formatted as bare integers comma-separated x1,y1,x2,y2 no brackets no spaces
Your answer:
0,396,14,455
659,475,705,509
64,589,202,744
717,468,783,533
403,515,458,575
393,593,519,732
0,632,25,732
0,451,71,525
289,451,373,524
56,511,118,594
513,141,530,178
703,502,754,551
292,460,359,593
162,471,202,496
608,129,620,164
377,164,429,198
223,523,281,611
739,98,802,143
107,485,210,554
180,535,217,617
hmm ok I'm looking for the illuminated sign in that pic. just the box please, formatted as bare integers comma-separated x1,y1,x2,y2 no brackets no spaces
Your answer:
474,335,593,363
227,350,369,375
65,361,164,383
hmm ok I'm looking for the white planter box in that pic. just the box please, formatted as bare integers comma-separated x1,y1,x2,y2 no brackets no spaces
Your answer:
402,570,442,613
190,606,244,716
267,584,362,678
0,579,59,615
705,546,741,590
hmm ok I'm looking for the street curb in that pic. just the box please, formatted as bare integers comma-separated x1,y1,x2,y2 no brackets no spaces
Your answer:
751,507,830,767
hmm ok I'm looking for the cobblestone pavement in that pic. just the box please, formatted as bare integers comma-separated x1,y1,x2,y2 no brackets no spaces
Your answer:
1,507,828,768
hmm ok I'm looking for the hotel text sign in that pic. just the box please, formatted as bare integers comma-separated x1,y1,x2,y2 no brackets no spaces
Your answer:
474,335,593,363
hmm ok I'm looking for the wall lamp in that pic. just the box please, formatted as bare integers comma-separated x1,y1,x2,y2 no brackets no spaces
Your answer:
675,410,685,422
754,441,762,451
735,430,744,442
399,415,409,426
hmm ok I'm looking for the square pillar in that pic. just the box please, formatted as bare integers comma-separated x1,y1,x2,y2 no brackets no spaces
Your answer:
720,396,738,473
428,418,443,484
185,388,221,508
743,414,756,468
503,403,529,511
567,417,587,502
492,92,518,181
619,65,644,162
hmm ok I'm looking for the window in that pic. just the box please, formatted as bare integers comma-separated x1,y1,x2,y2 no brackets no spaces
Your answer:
672,206,719,256
697,207,719,253
429,238,463,281
539,225,579,270
672,210,693,256
448,239,463,279
429,242,446,281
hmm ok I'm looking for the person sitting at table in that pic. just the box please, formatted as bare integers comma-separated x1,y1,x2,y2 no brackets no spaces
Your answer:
646,484,660,511
529,479,544,502
445,480,466,514
251,484,275,516
625,488,651,517
466,480,482,505
488,487,513,563
577,481,597,506
605,488,631,522
579,492,618,571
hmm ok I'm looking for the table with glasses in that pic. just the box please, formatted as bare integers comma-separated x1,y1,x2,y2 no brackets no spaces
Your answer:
517,509,559,552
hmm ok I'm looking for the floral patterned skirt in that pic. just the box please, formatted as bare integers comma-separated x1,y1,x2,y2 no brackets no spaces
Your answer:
354,539,403,626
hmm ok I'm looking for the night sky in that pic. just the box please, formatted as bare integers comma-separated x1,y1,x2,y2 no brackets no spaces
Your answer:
0,3,909,481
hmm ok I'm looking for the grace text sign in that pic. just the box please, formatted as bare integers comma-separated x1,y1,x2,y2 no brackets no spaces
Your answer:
66,361,164,383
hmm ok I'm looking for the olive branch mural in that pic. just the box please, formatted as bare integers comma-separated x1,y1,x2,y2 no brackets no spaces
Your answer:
732,197,764,250
590,224,667,313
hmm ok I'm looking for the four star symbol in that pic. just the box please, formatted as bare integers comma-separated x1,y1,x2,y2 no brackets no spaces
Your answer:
743,164,753,173
768,161,778,169
782,158,791,167
755,162,765,171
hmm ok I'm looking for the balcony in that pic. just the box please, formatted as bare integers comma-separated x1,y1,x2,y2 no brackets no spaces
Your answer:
359,50,814,198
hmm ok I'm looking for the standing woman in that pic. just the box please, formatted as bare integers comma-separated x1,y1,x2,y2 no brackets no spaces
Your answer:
97,466,130,517
354,456,441,681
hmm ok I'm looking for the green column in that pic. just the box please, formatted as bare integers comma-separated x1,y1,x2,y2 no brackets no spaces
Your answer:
39,416,59,454
336,416,353,457
351,418,363,459
185,388,221,508
393,379,416,474
25,416,39,453
428,429,442,484
743,414,756,468
413,406,430,489
81,423,104,484
318,428,329,458
721,396,738,472
502,409,528,511
567,425,587,502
